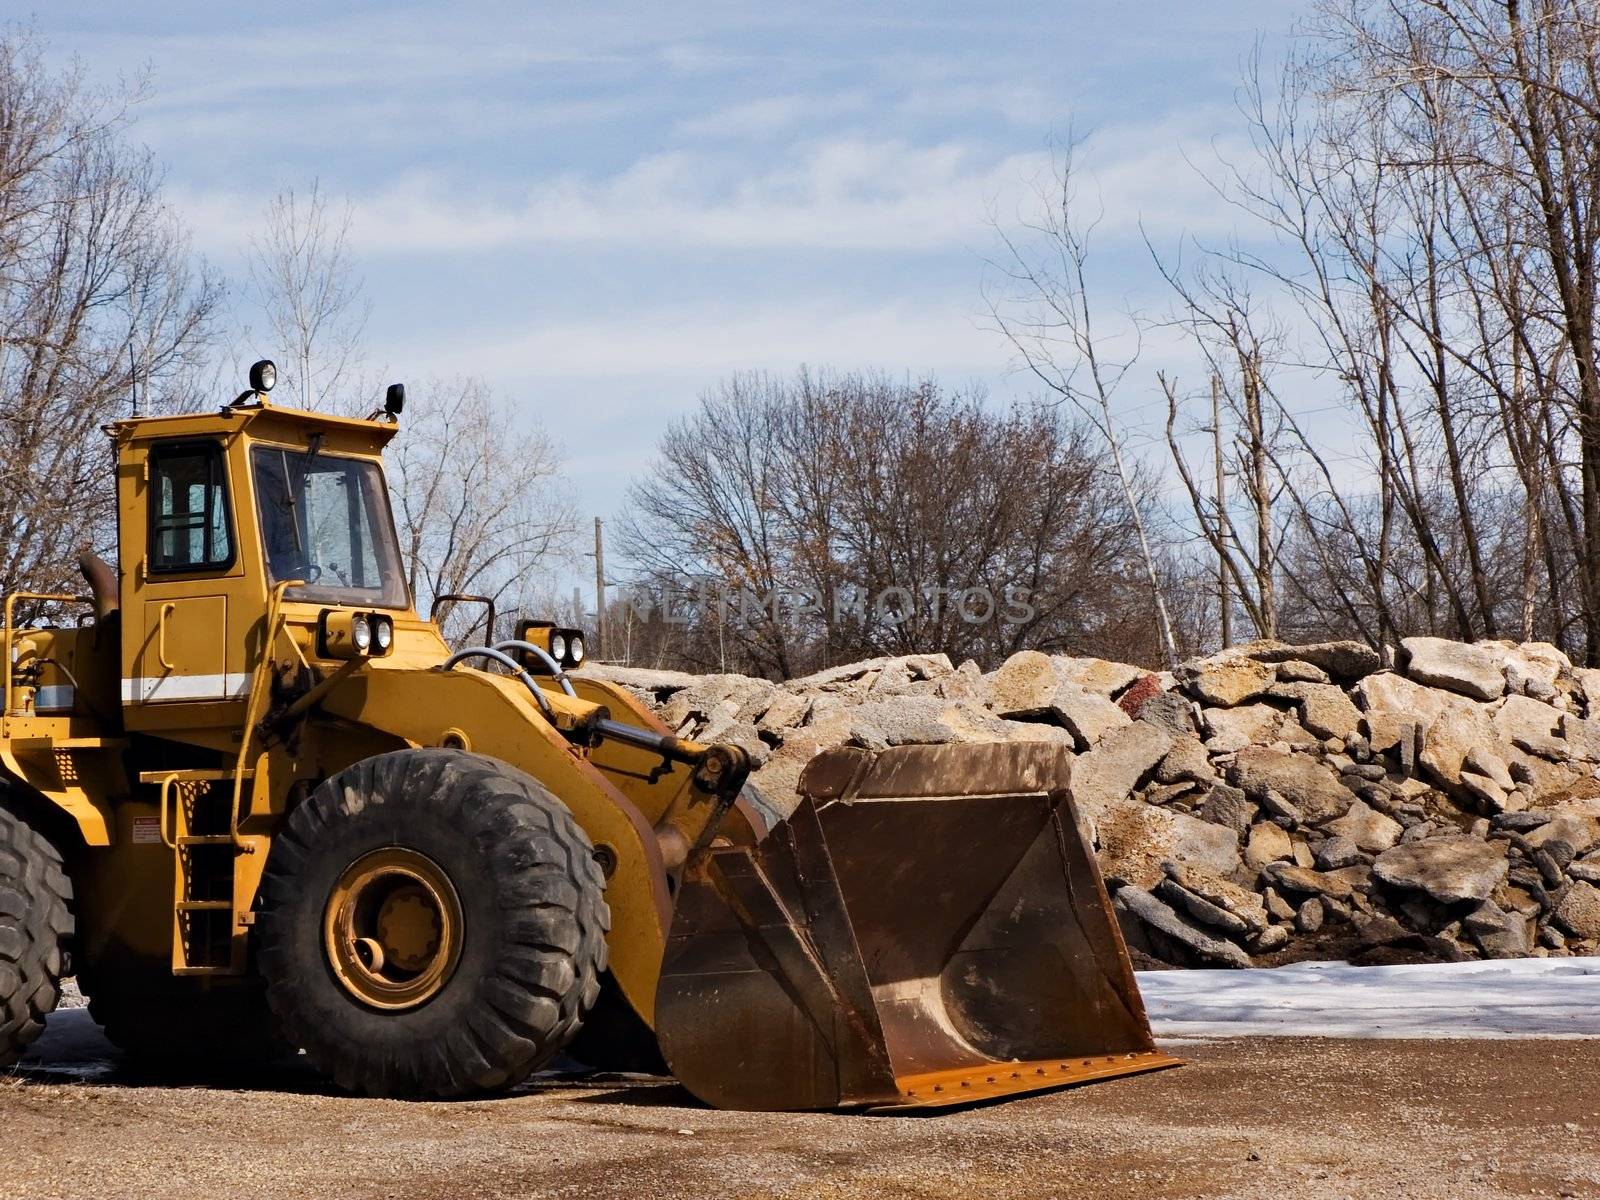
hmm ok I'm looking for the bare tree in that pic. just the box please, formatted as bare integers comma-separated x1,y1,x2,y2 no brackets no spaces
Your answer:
0,29,220,605
243,184,576,639
1123,3,1600,661
985,144,1182,667
245,180,369,411
1156,264,1291,643
620,370,1170,677
387,376,577,642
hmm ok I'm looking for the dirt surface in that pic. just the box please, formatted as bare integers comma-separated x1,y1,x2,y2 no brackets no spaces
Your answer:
6,1012,1599,1200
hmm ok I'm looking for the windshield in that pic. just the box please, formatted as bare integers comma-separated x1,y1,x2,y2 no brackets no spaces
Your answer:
251,444,409,608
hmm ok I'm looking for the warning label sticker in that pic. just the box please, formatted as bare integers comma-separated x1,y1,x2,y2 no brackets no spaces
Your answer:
131,816,161,845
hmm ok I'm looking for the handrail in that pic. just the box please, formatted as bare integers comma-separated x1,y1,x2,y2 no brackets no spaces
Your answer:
429,593,497,644
2,592,93,718
156,772,181,850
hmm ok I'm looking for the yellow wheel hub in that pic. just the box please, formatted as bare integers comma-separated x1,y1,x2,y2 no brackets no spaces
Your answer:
323,848,463,1011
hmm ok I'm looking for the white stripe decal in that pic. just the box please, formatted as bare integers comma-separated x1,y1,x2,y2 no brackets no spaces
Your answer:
122,674,250,703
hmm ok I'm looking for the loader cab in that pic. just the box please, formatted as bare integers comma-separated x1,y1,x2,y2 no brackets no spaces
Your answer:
111,371,410,746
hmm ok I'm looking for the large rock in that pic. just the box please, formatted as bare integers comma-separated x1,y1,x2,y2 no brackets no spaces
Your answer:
1272,682,1363,742
1091,797,1242,888
669,675,779,738
1573,666,1600,716
576,663,700,694
1155,877,1250,937
982,650,1061,714
1228,747,1355,825
1372,836,1509,903
1198,782,1254,836
1511,756,1593,804
1248,640,1382,681
1354,670,1468,724
1245,820,1293,868
1485,641,1567,701
1258,861,1369,901
983,651,1132,748
1071,722,1175,815
1053,656,1145,698
1418,705,1505,795
755,690,811,732
845,697,970,747
1493,694,1562,747
1152,736,1215,786
991,718,1079,748
1047,687,1133,748
1400,636,1506,701
1558,713,1600,762
1182,655,1276,707
1202,703,1282,753
1113,886,1252,968
1464,900,1533,959
1132,691,1196,738
1325,799,1403,854
1554,880,1600,940
1163,861,1269,933
785,653,951,693
1524,807,1600,856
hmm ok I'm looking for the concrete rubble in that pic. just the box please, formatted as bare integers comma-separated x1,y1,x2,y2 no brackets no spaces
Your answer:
578,635,1600,968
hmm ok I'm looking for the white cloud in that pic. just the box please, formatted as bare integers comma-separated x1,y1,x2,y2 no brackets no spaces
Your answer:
674,91,872,139
173,113,1249,261
398,295,1009,383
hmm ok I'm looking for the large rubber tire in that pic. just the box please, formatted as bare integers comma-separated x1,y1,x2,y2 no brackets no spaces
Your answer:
0,799,74,1068
257,749,609,1098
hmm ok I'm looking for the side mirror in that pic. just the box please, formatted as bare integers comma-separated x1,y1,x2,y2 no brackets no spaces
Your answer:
385,383,406,419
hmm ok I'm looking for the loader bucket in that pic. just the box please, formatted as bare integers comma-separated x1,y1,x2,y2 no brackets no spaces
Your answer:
655,742,1180,1111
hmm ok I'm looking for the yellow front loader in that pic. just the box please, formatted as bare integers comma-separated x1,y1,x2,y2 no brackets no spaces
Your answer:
0,362,1175,1109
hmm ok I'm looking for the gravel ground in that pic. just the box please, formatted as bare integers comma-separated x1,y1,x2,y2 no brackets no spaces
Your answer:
5,1010,1598,1200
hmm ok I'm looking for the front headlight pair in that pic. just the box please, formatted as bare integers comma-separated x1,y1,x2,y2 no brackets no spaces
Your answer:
516,619,586,670
319,609,396,659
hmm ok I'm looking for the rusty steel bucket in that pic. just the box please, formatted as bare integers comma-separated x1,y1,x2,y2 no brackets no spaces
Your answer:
654,742,1180,1111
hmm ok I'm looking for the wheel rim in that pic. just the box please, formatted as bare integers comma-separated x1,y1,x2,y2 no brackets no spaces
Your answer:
323,847,463,1011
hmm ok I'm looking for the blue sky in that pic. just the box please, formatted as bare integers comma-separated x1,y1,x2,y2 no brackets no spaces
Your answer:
38,1,1309,578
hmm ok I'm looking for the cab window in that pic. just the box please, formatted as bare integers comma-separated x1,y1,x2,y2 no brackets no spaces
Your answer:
148,441,234,573
251,444,409,609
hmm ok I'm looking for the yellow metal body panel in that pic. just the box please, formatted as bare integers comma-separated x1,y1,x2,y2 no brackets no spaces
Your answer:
2,398,726,1033
74,802,177,967
2,616,124,847
0,725,121,847
113,402,397,745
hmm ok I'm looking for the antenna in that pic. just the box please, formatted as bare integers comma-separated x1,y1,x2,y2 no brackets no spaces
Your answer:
129,343,139,417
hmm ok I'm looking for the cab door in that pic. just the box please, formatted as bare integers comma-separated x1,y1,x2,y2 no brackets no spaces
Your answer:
122,439,244,720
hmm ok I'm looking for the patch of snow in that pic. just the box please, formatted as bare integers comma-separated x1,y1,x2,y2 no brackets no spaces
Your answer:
1138,958,1600,1039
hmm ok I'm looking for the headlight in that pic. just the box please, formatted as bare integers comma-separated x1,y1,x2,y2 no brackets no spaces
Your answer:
373,616,394,652
549,631,567,662
567,633,585,664
351,614,372,651
250,358,276,392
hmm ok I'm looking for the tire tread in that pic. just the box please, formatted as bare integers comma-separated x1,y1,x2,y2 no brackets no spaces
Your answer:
0,796,74,1069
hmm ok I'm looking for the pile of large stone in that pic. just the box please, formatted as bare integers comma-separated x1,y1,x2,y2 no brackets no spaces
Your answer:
579,635,1600,968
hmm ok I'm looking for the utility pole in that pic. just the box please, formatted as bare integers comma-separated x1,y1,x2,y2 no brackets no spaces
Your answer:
1212,373,1230,648
593,517,606,661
